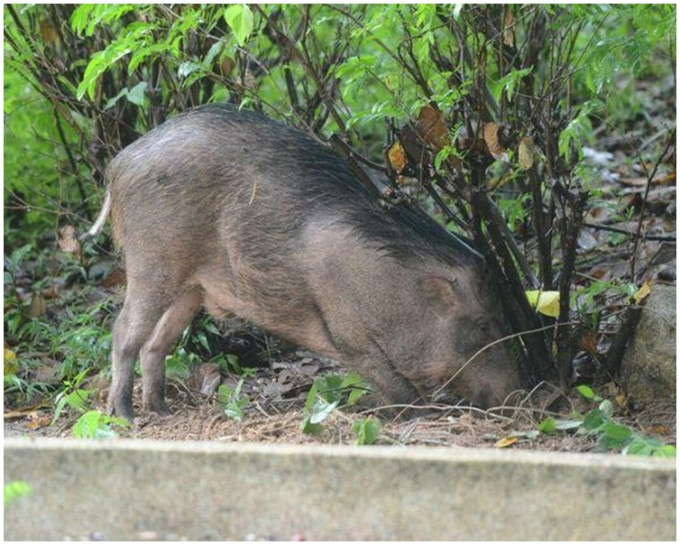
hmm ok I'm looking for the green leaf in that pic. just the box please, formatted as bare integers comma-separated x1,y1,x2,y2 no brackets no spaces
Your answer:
597,427,634,452
353,417,382,445
656,445,677,458
624,437,675,457
226,354,242,373
624,440,655,456
72,410,98,438
104,87,129,110
224,402,244,421
335,55,377,85
602,423,632,442
582,408,606,431
434,146,454,172
4,481,32,507
125,81,147,105
218,380,247,412
557,102,597,161
203,40,224,67
576,384,595,399
300,417,324,436
341,373,371,405
52,388,93,425
69,5,94,37
553,419,584,431
598,399,614,418
415,4,436,28
66,389,93,411
318,375,344,404
178,61,203,79
224,4,254,46
538,417,557,433
304,381,319,412
490,67,533,103
217,380,248,421
301,376,344,436
70,5,138,38
76,45,132,100
72,410,121,439
347,386,368,406
309,399,339,425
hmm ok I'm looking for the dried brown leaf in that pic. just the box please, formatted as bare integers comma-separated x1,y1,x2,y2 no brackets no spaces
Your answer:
39,19,58,44
518,136,534,170
27,412,52,430
417,105,450,151
199,363,222,397
101,267,126,288
58,225,81,257
29,293,46,318
578,331,598,355
483,122,508,161
503,10,515,47
221,57,235,76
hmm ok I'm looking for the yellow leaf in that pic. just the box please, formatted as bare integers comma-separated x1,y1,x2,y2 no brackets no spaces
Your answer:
495,436,517,448
615,392,628,409
526,290,560,318
388,141,407,174
633,281,651,304
4,348,19,376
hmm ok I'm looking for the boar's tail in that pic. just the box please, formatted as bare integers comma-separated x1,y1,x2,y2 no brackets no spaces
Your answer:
81,189,111,240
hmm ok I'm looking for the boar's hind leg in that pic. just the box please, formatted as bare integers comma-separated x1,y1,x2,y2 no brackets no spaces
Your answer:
108,295,159,419
138,289,203,414
108,286,201,419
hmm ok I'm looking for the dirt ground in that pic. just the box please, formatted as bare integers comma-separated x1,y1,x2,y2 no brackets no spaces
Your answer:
4,350,675,455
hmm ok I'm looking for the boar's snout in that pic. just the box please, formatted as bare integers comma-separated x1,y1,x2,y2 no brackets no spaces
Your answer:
459,360,526,410
470,379,522,410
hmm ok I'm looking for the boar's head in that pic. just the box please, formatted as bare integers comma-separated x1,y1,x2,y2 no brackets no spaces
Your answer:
403,269,526,409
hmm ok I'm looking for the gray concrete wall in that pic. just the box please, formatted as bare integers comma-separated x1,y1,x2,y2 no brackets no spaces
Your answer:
4,438,676,540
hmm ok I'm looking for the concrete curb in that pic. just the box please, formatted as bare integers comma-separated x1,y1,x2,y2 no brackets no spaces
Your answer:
4,438,676,540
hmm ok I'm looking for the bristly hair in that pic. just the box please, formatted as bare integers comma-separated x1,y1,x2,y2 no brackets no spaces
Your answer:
154,103,485,270
340,197,483,271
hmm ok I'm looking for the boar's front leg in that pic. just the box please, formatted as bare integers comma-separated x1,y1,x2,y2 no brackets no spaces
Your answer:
351,355,424,410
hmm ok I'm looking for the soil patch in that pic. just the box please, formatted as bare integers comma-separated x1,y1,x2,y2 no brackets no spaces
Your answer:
5,353,675,455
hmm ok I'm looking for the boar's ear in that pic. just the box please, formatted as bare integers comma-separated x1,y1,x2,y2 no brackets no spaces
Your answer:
419,276,458,317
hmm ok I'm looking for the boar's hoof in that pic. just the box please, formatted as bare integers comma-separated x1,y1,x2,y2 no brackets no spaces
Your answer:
143,399,172,416
357,393,429,420
107,398,135,422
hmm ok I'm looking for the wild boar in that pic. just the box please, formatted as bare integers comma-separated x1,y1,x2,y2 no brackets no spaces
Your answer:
91,104,525,418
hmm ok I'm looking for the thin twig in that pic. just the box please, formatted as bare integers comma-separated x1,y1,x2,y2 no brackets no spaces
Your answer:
583,221,676,242
629,129,676,278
